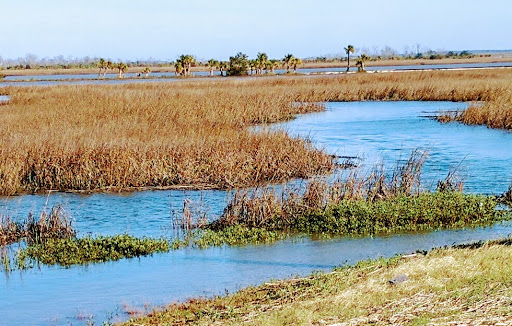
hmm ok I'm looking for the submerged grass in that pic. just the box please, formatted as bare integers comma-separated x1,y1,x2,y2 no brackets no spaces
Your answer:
123,239,512,326
1,69,511,195
17,234,169,267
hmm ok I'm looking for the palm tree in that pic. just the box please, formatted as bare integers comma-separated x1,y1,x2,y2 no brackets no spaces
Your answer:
256,52,268,75
105,61,114,78
97,58,107,78
283,54,294,73
178,54,196,76
356,54,370,72
115,62,128,78
269,59,280,74
265,61,273,74
249,59,258,75
344,45,355,72
207,59,219,77
175,61,184,76
291,57,303,73
218,61,227,77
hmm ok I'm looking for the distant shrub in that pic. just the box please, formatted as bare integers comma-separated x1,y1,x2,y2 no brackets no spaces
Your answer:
227,52,249,76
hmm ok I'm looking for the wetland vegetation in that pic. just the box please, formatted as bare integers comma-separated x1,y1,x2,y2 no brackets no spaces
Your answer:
0,205,74,246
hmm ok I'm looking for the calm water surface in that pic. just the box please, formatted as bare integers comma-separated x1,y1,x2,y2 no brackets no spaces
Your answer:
1,101,512,325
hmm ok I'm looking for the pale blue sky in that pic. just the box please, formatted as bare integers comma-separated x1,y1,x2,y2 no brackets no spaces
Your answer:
2,0,511,61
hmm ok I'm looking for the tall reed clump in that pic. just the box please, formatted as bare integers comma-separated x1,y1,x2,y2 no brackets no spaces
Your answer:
25,205,76,245
1,69,511,195
502,184,512,205
0,205,75,246
0,217,24,246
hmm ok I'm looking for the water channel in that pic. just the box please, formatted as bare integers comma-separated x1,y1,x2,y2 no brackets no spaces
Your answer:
1,101,511,325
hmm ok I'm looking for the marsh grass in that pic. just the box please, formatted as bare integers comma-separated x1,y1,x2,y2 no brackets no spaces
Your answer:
1,69,512,195
123,240,512,326
437,90,512,130
0,82,334,195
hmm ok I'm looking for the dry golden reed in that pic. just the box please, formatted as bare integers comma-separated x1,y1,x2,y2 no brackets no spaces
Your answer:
1,68,511,195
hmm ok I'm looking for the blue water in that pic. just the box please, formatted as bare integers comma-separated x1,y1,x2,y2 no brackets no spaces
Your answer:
1,101,511,325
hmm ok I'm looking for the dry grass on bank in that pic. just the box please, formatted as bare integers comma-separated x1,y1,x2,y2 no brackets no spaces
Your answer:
123,241,512,326
1,69,511,195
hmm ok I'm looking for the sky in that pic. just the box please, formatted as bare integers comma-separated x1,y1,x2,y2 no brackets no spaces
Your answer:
1,0,511,61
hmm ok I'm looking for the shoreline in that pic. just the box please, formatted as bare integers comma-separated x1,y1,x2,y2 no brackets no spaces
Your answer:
122,239,512,325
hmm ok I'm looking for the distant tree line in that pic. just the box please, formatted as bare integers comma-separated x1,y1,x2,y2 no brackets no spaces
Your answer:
0,46,482,75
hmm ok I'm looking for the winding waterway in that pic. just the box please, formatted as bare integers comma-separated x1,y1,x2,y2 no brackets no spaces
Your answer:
1,101,511,325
